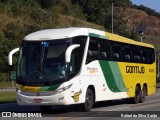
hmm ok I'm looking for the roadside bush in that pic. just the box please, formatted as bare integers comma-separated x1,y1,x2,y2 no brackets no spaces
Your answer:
0,31,5,40
0,73,9,81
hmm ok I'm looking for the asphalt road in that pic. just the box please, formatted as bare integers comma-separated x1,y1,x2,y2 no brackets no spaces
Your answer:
0,89,160,120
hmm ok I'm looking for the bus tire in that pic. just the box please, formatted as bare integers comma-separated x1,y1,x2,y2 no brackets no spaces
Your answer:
82,88,93,112
140,86,147,103
132,85,141,104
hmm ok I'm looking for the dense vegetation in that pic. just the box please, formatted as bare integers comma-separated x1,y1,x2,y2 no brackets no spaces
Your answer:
0,0,159,82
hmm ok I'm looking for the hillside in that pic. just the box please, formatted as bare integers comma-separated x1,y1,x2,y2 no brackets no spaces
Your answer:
116,7,160,36
0,0,160,82
115,7,160,49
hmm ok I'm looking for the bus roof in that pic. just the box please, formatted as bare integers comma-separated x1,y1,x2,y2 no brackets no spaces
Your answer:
24,27,89,41
24,27,154,48
105,32,154,48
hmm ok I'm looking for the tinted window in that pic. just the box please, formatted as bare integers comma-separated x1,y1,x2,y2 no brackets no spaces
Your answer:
70,36,87,77
133,46,141,63
123,45,132,62
141,48,148,63
86,37,99,64
101,41,112,60
112,43,122,61
86,37,155,64
148,49,155,64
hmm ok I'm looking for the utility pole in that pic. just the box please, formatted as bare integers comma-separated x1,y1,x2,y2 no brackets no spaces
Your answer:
112,1,114,33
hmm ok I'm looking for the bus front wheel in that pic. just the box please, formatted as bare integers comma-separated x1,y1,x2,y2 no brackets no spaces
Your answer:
132,86,141,104
82,88,93,112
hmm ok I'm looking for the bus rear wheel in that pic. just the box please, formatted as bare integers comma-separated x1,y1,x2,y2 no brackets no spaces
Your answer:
82,88,93,112
140,86,147,103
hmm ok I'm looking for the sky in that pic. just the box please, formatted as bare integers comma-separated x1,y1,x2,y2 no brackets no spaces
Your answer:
130,0,160,13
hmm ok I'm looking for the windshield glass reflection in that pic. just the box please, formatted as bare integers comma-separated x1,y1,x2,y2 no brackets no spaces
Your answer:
17,40,69,85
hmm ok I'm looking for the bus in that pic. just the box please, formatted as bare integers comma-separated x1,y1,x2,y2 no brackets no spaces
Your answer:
8,27,156,112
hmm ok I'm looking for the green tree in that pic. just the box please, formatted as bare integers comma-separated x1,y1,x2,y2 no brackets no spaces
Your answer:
39,0,57,9
104,10,128,36
111,0,132,7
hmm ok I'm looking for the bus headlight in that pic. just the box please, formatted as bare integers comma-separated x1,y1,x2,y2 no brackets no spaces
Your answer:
56,84,72,94
16,85,22,93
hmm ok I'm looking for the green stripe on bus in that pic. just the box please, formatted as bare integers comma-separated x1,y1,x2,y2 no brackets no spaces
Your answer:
99,61,127,92
108,62,128,92
99,60,120,92
89,33,109,39
39,86,48,91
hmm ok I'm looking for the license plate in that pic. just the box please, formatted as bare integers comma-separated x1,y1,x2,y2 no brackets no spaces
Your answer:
34,99,43,103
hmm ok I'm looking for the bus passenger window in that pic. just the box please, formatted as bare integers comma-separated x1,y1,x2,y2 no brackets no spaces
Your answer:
86,38,99,64
102,52,107,59
70,36,87,77
134,55,140,62
148,49,155,64
101,41,111,60
114,53,119,60
113,43,122,61
125,55,130,61
142,49,148,63
133,46,141,63
87,50,98,61
124,45,132,62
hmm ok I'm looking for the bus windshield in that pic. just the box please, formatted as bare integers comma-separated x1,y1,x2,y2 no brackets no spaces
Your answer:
17,40,70,86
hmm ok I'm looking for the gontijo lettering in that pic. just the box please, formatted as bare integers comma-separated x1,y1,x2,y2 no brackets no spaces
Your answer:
126,66,145,74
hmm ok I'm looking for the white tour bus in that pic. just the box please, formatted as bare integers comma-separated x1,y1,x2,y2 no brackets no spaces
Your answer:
8,27,156,112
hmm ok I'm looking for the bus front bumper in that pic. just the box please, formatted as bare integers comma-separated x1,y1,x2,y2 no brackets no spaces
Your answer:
16,91,70,105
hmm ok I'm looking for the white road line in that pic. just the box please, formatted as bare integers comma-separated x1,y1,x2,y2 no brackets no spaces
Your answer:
103,100,160,111
105,106,130,111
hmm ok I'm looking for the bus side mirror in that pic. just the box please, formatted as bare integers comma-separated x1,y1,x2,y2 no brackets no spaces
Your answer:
8,48,19,65
65,44,80,63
